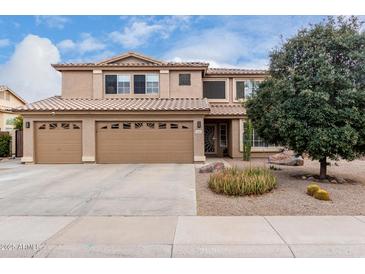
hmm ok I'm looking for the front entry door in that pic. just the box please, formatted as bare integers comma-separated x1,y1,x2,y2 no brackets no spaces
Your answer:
204,124,217,154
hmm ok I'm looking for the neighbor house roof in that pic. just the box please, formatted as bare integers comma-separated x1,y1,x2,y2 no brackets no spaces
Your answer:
0,85,27,104
208,104,246,116
14,96,211,112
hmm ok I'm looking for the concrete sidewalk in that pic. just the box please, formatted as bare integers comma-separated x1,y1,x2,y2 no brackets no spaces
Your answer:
0,216,365,258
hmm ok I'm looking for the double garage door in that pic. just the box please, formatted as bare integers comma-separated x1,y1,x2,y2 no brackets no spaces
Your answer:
34,121,193,164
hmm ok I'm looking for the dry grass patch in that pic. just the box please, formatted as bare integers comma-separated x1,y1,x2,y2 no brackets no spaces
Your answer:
208,167,277,196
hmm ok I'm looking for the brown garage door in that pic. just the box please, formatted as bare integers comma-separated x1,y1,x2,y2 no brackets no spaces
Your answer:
96,121,193,163
35,122,82,164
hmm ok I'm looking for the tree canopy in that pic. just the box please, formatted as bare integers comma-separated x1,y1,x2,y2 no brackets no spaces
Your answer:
246,16,365,178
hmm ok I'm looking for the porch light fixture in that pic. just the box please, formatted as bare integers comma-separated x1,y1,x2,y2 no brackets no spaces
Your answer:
25,122,30,128
197,121,202,129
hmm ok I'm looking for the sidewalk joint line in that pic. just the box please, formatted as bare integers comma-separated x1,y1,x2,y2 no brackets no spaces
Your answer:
263,216,296,258
353,216,365,224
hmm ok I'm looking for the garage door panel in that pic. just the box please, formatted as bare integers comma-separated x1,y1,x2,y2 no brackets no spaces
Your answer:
35,122,82,164
96,121,193,164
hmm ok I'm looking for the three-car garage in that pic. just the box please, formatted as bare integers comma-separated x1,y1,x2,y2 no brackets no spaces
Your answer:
34,120,194,164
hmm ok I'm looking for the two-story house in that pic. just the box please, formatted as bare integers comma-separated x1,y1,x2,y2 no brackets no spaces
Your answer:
16,52,279,164
0,85,26,131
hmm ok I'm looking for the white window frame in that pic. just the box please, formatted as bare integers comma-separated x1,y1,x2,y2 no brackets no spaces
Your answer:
145,74,159,94
104,74,131,95
117,75,131,94
202,78,229,102
239,119,280,152
233,79,262,102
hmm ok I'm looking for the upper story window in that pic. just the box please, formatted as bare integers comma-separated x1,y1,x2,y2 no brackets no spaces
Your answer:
236,80,261,100
105,74,130,94
134,75,146,94
146,74,159,94
117,75,131,94
203,81,226,99
179,74,191,86
134,74,159,94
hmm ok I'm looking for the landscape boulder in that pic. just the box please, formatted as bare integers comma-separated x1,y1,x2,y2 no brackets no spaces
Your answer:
199,162,225,173
268,150,304,166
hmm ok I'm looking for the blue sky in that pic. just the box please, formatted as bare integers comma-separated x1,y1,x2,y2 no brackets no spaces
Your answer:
0,15,361,101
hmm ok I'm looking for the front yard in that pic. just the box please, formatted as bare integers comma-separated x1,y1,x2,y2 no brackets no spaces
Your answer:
196,158,365,216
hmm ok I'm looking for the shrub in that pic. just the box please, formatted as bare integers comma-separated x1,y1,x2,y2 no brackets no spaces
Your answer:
12,115,23,130
314,189,331,201
208,167,277,196
0,134,11,157
307,183,320,196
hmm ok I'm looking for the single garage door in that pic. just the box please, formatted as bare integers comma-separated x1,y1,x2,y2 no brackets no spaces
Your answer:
35,121,82,164
96,121,193,163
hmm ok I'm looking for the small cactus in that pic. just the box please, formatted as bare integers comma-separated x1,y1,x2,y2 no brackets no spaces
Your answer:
307,183,320,196
314,189,331,201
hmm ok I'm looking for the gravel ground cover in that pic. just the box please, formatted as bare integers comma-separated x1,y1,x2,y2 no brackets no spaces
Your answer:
196,158,365,216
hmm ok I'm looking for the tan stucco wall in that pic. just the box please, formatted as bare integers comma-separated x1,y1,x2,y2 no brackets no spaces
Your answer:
21,113,206,163
169,71,202,98
60,68,268,102
61,71,93,98
93,70,103,98
159,70,170,98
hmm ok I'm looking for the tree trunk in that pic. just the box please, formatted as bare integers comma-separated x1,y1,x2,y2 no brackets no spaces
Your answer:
319,157,327,179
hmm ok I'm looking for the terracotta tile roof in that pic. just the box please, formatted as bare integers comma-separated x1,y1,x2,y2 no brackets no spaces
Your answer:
52,62,209,68
207,68,268,75
209,104,246,116
14,96,210,112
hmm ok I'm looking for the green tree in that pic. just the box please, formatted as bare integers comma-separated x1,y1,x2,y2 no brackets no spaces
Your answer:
246,16,365,179
12,115,23,130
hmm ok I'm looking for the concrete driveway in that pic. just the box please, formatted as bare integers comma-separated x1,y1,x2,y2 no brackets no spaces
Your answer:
0,160,196,216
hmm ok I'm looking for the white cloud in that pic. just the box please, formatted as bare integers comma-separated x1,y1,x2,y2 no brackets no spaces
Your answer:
0,34,61,102
35,16,70,29
0,38,10,48
109,21,164,48
57,33,106,55
109,16,192,48
57,39,75,51
164,27,271,69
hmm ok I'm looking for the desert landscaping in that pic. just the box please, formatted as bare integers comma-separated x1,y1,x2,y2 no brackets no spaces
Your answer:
196,157,365,216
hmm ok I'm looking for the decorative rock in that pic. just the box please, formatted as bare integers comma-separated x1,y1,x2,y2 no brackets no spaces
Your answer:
330,179,337,184
199,162,225,173
268,150,304,166
302,176,307,180
213,162,225,172
307,176,314,181
337,177,346,184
